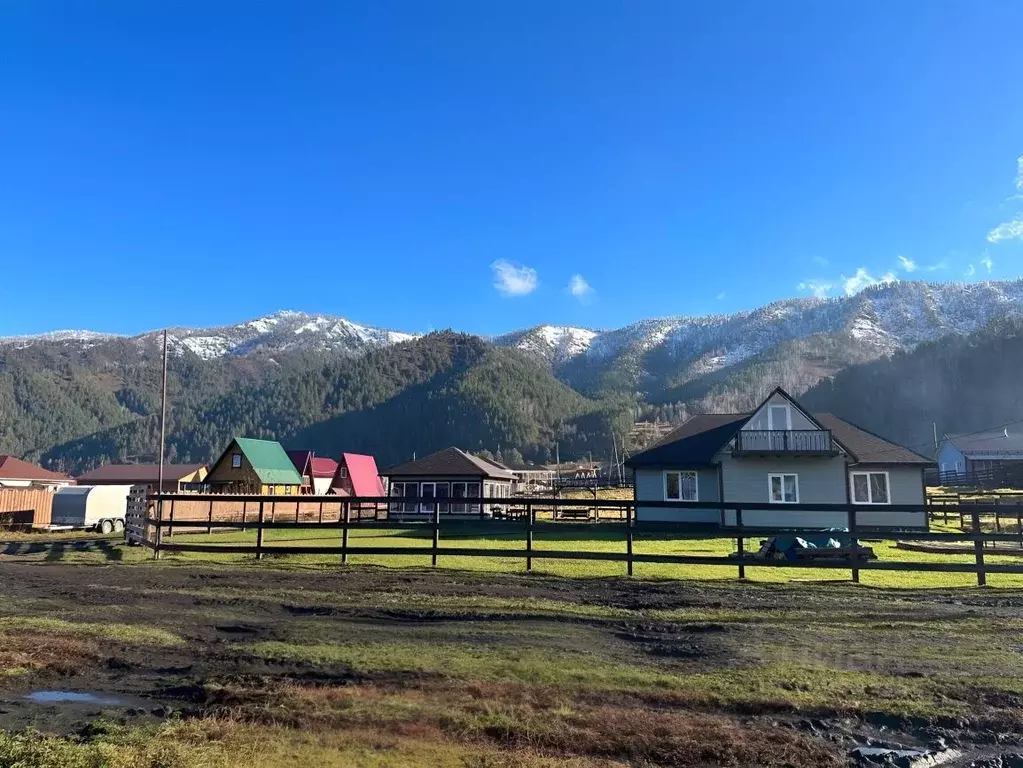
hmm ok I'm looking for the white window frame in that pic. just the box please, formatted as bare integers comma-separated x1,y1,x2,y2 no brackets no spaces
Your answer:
850,470,890,505
767,404,792,430
663,470,698,502
767,473,799,504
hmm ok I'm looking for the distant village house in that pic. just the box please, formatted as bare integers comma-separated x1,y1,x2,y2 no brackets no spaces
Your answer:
205,438,303,495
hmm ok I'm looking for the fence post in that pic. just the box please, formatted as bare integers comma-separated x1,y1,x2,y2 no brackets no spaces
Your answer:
736,507,745,580
848,506,859,584
342,501,350,565
972,508,986,587
432,502,441,567
167,499,175,538
154,497,163,560
256,500,265,561
626,504,634,577
295,501,300,524
271,500,276,523
241,501,247,529
318,500,324,525
207,498,214,535
526,503,533,572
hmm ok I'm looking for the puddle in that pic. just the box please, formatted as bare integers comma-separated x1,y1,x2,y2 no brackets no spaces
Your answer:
27,690,129,707
851,745,962,767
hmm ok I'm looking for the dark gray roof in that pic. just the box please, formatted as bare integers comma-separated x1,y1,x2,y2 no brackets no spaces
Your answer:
381,447,516,480
625,415,749,468
77,463,206,483
626,412,933,468
813,414,933,465
945,429,1023,458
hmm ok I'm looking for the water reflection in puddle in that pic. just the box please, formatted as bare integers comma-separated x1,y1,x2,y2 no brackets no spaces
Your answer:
26,690,127,706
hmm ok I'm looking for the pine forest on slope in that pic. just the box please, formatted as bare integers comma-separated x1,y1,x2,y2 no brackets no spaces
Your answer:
2,279,1023,473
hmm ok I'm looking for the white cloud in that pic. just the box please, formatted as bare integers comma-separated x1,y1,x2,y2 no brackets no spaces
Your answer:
797,279,834,299
965,264,976,277
1016,155,1023,190
812,255,829,267
841,267,898,296
988,217,1023,244
924,259,949,272
715,291,726,301
567,274,593,301
981,254,993,272
897,255,917,273
491,260,538,297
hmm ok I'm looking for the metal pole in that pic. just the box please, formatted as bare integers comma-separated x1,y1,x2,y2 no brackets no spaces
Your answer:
207,498,213,535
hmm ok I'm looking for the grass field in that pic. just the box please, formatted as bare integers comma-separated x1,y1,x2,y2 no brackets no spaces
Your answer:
6,520,1023,588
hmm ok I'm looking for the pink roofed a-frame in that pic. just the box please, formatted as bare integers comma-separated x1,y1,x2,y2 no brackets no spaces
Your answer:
331,453,385,497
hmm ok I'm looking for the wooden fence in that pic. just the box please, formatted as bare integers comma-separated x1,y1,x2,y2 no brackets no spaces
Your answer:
0,488,54,528
135,493,1023,587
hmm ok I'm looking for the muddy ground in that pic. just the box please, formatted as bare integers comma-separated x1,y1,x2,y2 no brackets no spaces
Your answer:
1,560,1023,765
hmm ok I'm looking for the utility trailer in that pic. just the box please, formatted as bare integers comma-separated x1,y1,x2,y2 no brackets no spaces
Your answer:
50,485,132,533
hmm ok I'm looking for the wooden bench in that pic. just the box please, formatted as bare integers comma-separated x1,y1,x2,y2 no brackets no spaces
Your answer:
558,508,593,521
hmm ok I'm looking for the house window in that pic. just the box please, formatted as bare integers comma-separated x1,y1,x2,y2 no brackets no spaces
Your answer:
767,405,791,430
390,482,419,513
231,454,242,468
768,473,799,503
851,471,890,504
664,471,698,501
339,466,347,478
451,481,481,513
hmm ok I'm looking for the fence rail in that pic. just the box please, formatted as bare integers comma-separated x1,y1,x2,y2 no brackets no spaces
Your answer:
137,493,1023,586
733,429,835,454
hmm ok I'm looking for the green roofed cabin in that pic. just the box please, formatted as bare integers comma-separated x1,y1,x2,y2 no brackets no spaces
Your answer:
205,438,304,495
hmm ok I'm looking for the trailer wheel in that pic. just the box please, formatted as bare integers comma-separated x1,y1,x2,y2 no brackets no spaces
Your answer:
99,519,115,535
113,519,125,533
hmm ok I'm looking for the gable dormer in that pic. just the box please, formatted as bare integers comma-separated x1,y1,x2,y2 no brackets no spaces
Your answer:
734,388,839,456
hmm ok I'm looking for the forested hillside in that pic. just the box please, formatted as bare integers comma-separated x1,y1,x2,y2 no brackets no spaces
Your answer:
801,318,1023,455
36,333,633,472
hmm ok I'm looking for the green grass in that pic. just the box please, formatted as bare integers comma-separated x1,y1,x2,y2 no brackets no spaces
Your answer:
0,616,184,646
9,520,1023,588
246,639,678,691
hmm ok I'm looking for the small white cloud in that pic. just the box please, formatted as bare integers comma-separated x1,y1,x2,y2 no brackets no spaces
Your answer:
841,268,898,296
491,260,538,297
897,255,917,273
988,217,1023,244
1016,155,1023,190
981,254,994,272
798,280,834,299
924,259,948,272
812,255,829,267
567,274,593,301
965,264,976,277
715,292,726,301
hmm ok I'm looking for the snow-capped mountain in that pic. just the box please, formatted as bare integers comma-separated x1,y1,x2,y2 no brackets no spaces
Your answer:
0,310,419,361
493,325,598,367
4,280,1023,384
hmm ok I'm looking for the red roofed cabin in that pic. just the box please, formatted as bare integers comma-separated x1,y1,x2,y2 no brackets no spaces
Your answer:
286,451,340,494
330,453,386,512
0,456,73,491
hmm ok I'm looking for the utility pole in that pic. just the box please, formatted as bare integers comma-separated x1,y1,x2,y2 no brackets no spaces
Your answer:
158,330,168,493
932,422,939,455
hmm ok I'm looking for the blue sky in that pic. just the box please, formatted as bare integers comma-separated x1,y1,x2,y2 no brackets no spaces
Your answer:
2,1,1022,337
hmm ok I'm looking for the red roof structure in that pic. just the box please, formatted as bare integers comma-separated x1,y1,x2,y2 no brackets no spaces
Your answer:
310,457,338,479
0,456,71,484
333,453,385,497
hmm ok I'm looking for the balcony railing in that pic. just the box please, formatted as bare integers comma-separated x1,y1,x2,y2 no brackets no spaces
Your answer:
733,430,835,455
